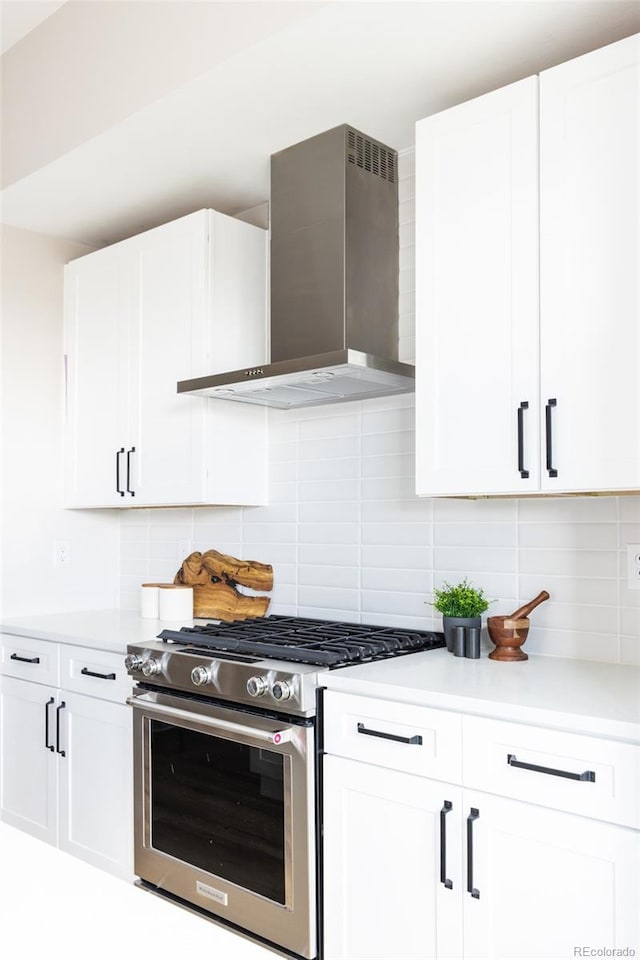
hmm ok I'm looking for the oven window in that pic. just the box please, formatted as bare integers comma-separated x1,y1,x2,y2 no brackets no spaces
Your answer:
150,720,286,904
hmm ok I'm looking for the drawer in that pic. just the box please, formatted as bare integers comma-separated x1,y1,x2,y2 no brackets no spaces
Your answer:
0,634,59,686
60,645,132,704
463,715,640,829
323,690,462,784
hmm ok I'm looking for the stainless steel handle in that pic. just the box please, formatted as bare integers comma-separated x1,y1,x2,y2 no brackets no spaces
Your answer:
126,695,293,746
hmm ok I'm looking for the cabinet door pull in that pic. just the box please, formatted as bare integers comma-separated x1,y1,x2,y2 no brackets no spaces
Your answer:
440,801,453,889
56,701,66,758
507,753,595,782
356,722,422,745
81,667,116,681
116,447,125,496
44,697,55,752
126,446,136,497
466,808,480,899
517,401,530,479
545,398,558,477
10,653,40,664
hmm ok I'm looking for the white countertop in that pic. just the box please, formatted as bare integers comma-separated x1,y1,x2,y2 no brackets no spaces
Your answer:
319,648,640,743
0,822,277,960
0,609,209,654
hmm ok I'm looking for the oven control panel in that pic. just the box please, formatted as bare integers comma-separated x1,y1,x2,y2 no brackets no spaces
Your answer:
124,641,319,716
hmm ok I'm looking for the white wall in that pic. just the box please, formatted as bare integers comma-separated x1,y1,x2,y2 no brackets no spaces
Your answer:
118,153,640,665
0,224,120,617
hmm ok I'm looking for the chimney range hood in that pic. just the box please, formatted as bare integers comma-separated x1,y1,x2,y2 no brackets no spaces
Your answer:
177,125,415,409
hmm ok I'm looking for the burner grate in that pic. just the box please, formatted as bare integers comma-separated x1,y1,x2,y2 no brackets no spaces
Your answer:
158,616,445,667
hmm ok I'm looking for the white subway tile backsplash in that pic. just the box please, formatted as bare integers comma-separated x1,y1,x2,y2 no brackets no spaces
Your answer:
299,543,360,567
362,544,432,569
298,586,360,612
620,635,640,665
363,499,432,523
299,479,361,502
299,457,360,481
298,413,360,440
362,453,415,479
299,436,358,461
362,566,432,594
362,476,416,501
434,522,517,548
517,496,618,523
299,501,359,523
618,498,640,522
299,564,360,589
524,627,620,663
518,522,617,550
519,549,618,579
363,522,431,546
362,430,414,457
434,546,517,574
518,573,618,607
299,522,360,545
117,150,640,664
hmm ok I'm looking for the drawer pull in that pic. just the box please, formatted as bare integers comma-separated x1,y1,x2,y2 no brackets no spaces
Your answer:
10,653,40,664
467,808,480,899
356,722,422,746
440,801,453,890
507,753,596,782
81,667,116,681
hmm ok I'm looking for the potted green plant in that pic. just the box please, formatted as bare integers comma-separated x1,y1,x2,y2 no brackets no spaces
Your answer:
430,578,492,652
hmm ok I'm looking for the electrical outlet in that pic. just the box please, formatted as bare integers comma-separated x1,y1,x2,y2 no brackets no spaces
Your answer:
627,544,640,590
53,541,71,568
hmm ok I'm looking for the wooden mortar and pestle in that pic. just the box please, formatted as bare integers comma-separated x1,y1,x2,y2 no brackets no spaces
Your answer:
487,591,549,662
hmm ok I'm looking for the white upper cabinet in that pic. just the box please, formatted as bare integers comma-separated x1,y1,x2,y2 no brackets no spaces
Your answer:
539,34,640,492
64,209,268,508
415,77,539,497
415,33,640,497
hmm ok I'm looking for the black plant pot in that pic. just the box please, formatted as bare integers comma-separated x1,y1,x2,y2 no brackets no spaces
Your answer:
443,616,481,653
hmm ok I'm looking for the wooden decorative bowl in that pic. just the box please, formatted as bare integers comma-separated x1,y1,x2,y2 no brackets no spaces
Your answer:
487,615,530,662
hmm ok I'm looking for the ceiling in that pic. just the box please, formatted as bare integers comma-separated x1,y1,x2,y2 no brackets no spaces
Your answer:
2,1,640,248
0,0,66,54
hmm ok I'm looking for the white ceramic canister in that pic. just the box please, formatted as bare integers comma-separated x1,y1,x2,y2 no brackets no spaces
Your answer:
158,584,194,622
140,583,165,619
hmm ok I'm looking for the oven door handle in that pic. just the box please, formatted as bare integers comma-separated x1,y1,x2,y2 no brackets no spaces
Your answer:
126,695,294,746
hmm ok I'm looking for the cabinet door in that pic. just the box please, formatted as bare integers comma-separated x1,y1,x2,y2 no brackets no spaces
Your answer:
323,755,462,960
126,211,210,506
64,246,130,507
540,35,640,492
58,691,133,880
463,792,640,959
415,77,539,497
0,676,58,845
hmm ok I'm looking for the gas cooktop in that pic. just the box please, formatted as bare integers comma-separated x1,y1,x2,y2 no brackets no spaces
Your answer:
156,615,445,668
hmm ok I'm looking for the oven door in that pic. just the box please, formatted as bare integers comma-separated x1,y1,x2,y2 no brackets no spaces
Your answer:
129,688,316,959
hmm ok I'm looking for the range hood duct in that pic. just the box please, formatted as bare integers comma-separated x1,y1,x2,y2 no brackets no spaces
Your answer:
178,125,414,409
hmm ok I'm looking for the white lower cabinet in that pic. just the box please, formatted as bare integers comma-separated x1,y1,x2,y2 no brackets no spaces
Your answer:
464,791,640,960
0,636,133,881
322,692,640,960
323,756,462,960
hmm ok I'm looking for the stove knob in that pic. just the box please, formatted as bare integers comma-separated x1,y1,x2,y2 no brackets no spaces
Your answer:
124,654,143,672
141,659,161,678
246,676,269,698
191,666,211,687
271,680,293,702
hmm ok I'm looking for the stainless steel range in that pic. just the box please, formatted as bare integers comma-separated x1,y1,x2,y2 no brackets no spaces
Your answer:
125,616,445,959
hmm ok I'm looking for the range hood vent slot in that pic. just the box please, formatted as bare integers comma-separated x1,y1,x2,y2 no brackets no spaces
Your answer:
347,129,396,182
